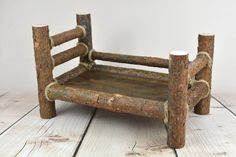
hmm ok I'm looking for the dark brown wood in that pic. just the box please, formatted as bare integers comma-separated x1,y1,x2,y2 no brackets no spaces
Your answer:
32,25,56,119
63,69,168,101
52,43,88,66
194,34,215,115
50,26,85,47
188,54,208,79
188,81,209,110
94,64,169,82
46,83,166,119
167,51,189,148
91,51,169,68
76,14,93,63
55,65,90,84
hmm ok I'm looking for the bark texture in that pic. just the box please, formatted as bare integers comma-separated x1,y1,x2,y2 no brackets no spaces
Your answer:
92,51,169,68
52,43,88,66
32,25,56,119
55,65,89,84
194,34,215,115
188,81,209,110
168,53,189,148
50,27,85,47
76,14,93,63
46,84,165,119
188,54,208,79
94,64,169,82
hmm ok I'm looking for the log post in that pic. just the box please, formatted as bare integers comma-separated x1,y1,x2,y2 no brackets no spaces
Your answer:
32,25,56,119
194,33,215,115
76,14,93,63
167,51,189,148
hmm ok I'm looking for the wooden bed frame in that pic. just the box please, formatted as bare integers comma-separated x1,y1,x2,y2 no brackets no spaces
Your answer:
32,14,214,149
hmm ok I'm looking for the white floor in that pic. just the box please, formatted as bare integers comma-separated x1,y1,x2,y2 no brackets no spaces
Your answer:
0,91,235,157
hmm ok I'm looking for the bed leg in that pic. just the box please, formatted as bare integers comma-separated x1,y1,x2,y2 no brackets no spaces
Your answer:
194,34,215,115
167,51,189,148
76,14,93,63
32,25,56,119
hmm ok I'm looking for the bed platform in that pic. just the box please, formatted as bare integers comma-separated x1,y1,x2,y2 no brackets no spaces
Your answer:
32,14,215,148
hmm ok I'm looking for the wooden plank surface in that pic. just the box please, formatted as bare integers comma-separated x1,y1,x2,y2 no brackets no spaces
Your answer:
176,99,236,157
213,92,236,114
0,101,94,157
76,110,176,157
0,92,38,134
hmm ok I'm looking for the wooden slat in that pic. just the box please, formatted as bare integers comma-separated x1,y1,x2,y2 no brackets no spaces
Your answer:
212,92,236,114
92,51,169,68
76,110,176,157
0,101,94,156
176,99,236,156
0,92,37,134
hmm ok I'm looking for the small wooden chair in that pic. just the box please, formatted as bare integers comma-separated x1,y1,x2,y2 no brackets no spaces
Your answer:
32,14,214,148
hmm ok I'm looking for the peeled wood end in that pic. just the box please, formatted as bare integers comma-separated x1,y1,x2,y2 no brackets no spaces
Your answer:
170,51,189,56
32,24,48,28
199,33,215,37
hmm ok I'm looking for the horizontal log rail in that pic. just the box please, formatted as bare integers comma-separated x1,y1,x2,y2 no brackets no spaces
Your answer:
89,50,169,68
188,52,209,79
46,83,166,119
52,43,88,67
54,63,94,84
188,81,209,110
93,64,169,82
50,26,86,47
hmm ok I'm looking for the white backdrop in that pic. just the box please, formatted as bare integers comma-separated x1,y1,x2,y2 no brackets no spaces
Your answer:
0,0,235,97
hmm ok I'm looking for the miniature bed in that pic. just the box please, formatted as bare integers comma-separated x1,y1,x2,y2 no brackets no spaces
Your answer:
32,14,214,148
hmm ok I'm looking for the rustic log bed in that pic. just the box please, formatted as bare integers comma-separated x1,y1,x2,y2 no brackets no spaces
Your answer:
32,14,214,149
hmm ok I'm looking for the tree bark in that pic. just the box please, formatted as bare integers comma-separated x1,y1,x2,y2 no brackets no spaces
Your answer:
76,14,93,63
50,26,85,47
167,51,189,148
91,51,169,68
188,54,208,79
52,43,88,66
194,34,215,115
46,83,165,119
32,25,56,119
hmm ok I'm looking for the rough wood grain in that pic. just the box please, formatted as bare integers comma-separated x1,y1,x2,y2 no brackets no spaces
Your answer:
168,51,189,148
212,92,236,114
94,64,169,83
0,92,37,134
188,82,209,110
50,26,85,47
194,34,215,115
91,50,169,68
47,84,166,119
32,25,56,119
76,110,176,157
176,99,236,157
52,43,88,66
55,69,168,101
55,65,88,84
0,102,94,157
188,54,208,79
76,14,93,63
